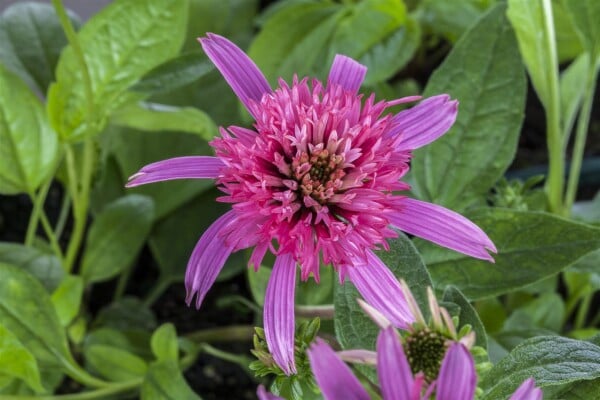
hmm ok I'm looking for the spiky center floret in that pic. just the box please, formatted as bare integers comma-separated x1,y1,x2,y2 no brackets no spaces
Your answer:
211,77,411,279
404,329,447,383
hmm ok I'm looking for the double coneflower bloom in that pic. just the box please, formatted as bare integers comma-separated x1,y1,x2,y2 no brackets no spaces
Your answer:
127,33,496,375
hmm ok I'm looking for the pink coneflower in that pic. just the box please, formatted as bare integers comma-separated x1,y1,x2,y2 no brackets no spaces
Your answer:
127,33,496,375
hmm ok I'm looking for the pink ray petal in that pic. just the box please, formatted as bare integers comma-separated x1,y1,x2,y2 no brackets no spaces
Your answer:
510,378,542,400
377,327,414,400
436,343,477,400
307,338,370,400
347,251,415,329
264,253,297,375
387,197,497,261
199,33,272,117
327,55,367,94
185,211,236,308
126,156,224,187
387,94,458,150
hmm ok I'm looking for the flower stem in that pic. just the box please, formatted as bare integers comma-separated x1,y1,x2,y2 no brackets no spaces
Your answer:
185,325,255,343
25,181,52,246
575,292,593,330
564,65,598,215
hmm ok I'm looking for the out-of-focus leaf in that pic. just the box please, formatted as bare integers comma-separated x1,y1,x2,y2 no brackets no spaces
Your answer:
92,297,157,333
81,195,154,283
141,360,202,399
417,209,600,299
562,0,600,59
85,345,147,382
413,3,526,210
111,102,218,142
296,266,334,306
443,286,488,350
560,54,590,138
0,64,59,195
419,0,491,42
503,292,565,332
247,266,271,307
0,243,63,292
50,275,83,327
553,0,585,62
0,2,80,93
150,323,178,362
0,324,43,393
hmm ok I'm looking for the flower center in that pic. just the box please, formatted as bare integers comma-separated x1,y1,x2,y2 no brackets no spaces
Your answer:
404,329,447,382
291,147,346,204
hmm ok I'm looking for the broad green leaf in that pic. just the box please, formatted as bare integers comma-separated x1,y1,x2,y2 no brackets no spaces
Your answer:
93,297,157,333
413,4,526,210
419,0,491,42
111,128,213,220
560,54,590,138
89,154,126,215
247,265,272,307
503,292,565,332
111,102,218,142
132,53,214,95
48,0,189,141
572,191,600,224
50,275,83,327
81,195,154,283
85,344,147,382
150,324,178,362
0,2,79,93
0,264,72,367
0,242,63,292
507,0,557,110
0,324,43,393
553,377,600,400
417,209,600,299
562,0,600,59
141,360,202,400
0,64,59,195
553,0,585,62
335,233,433,352
442,286,488,350
296,266,334,306
481,336,600,398
85,328,153,360
491,328,558,359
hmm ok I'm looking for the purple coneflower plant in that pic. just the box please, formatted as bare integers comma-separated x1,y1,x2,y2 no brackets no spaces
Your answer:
127,33,496,375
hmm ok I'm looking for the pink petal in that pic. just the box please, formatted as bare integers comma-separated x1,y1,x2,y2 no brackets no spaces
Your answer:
264,253,297,375
126,156,223,187
509,378,542,400
307,338,370,400
185,211,236,308
199,33,272,117
377,327,414,400
347,251,415,329
387,197,497,261
436,343,476,400
387,94,458,151
337,349,377,365
257,385,284,400
327,55,367,94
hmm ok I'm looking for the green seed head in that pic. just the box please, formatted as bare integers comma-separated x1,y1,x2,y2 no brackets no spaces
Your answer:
404,328,447,382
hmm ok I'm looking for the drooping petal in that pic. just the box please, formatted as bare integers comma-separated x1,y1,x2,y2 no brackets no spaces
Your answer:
509,378,542,400
337,349,377,365
185,211,237,308
377,327,414,400
327,55,367,94
257,385,284,400
387,197,497,261
387,94,458,151
307,338,370,400
347,251,415,329
199,33,271,116
436,343,477,400
264,253,297,375
126,156,223,187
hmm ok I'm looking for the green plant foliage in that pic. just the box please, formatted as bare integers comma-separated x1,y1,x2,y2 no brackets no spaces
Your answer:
85,344,148,382
0,324,44,393
412,3,526,211
562,0,600,60
50,275,83,327
150,324,179,362
141,361,202,400
0,243,63,292
442,286,488,350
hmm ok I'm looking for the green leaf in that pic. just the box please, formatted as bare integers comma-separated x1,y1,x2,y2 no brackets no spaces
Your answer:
419,0,491,43
417,209,600,299
0,264,72,367
553,377,600,400
0,324,43,393
442,286,488,350
141,360,202,400
506,0,557,110
247,266,271,307
93,297,157,333
81,195,154,283
296,266,334,306
85,344,147,382
85,328,153,360
491,328,558,360
560,54,590,137
562,0,600,60
0,64,59,195
503,292,565,332
335,233,433,351
553,0,585,62
150,324,179,362
0,242,63,292
48,0,189,141
111,101,218,142
0,2,80,93
50,275,83,327
412,4,526,210
481,336,600,399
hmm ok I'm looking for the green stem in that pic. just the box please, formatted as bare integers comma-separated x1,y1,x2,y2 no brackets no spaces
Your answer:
61,359,111,389
185,325,255,343
55,193,71,240
2,378,141,400
25,181,52,246
575,292,593,330
198,343,253,373
540,0,564,215
39,209,64,261
564,65,598,215
51,0,94,117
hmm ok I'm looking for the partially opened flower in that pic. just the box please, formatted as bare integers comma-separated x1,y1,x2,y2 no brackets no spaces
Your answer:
127,33,496,375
